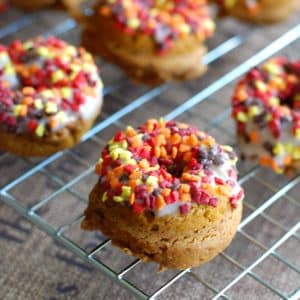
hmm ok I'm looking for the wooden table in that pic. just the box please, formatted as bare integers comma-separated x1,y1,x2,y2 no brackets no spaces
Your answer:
0,4,299,300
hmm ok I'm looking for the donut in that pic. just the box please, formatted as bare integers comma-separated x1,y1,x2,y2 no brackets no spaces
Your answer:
0,37,103,157
77,0,215,85
0,0,7,12
81,119,244,270
232,57,300,174
213,0,299,23
11,0,58,9
11,0,74,10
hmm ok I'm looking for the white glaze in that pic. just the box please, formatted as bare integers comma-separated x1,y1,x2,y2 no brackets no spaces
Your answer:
241,120,300,168
155,155,243,217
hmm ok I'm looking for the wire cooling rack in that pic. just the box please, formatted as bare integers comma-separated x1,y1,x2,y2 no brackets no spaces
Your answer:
0,6,300,300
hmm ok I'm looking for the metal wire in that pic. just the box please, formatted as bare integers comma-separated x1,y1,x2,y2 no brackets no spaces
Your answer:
0,7,299,300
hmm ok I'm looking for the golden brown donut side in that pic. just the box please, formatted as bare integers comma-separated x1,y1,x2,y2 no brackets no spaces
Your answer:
82,11,207,85
0,110,99,157
11,0,57,9
82,183,242,270
217,0,299,23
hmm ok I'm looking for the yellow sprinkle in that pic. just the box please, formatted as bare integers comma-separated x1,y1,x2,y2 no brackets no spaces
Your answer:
146,176,158,186
248,106,260,118
121,186,132,198
113,196,124,203
127,18,140,29
60,87,72,99
35,124,45,137
5,65,15,75
45,102,58,114
13,105,23,116
262,62,282,75
65,46,77,56
292,147,300,160
40,90,54,98
295,128,300,139
268,97,280,107
237,112,248,122
285,143,293,154
52,70,65,83
102,192,108,202
34,99,44,110
273,143,285,156
255,81,267,92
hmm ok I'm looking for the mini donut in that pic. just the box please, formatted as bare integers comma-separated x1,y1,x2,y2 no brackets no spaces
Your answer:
0,0,7,12
214,0,299,23
11,0,58,9
0,37,103,157
232,57,300,174
81,119,244,270
11,0,73,10
77,0,215,85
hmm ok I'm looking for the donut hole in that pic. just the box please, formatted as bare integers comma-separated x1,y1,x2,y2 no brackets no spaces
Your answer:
158,158,186,179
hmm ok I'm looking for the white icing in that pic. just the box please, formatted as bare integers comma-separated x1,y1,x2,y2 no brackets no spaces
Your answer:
156,201,182,217
155,155,243,217
0,46,103,134
0,52,19,88
79,92,103,120
241,120,300,168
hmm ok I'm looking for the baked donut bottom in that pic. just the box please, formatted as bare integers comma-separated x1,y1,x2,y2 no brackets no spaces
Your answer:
82,15,207,86
81,183,242,270
11,0,57,9
0,109,100,157
220,0,299,23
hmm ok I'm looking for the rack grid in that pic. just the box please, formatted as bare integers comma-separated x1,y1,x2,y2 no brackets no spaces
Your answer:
0,6,299,300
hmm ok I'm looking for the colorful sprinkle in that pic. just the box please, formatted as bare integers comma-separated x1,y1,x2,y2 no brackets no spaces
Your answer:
98,0,215,54
232,57,300,173
95,119,244,216
0,37,102,138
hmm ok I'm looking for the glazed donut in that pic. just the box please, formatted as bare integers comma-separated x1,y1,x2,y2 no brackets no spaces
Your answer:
0,37,103,157
11,0,74,10
232,57,300,174
78,0,215,85
82,119,244,270
214,0,299,23
0,0,7,12
11,0,58,9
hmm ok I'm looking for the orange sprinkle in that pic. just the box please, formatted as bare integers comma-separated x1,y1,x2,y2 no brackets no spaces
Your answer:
179,144,191,153
160,146,167,158
95,164,102,175
249,131,260,143
129,193,135,205
156,195,165,210
154,146,161,157
259,155,272,167
19,105,28,116
171,133,181,144
22,97,33,105
171,146,178,159
99,6,111,16
181,193,191,202
187,134,198,146
162,188,171,197
180,184,190,193
22,87,35,95
49,117,58,128
283,155,292,166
